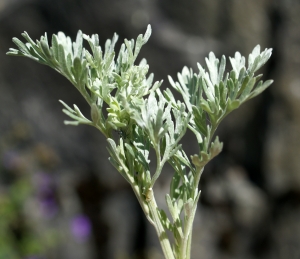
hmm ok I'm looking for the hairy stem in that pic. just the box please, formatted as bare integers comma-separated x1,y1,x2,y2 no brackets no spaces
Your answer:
147,188,175,259
131,183,154,225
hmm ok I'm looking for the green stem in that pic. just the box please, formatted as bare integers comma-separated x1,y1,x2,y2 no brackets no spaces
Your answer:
147,188,175,259
194,167,203,195
131,183,154,225
179,200,199,259
179,166,203,259
180,215,193,259
186,228,192,259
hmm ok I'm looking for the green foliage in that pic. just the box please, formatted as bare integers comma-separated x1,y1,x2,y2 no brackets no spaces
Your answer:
8,25,273,259
0,124,63,259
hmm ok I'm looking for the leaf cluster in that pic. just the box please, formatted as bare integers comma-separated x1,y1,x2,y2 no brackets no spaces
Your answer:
160,44,273,256
7,26,157,137
7,26,273,259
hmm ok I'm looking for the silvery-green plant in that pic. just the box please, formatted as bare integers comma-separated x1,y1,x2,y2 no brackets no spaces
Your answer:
7,25,273,259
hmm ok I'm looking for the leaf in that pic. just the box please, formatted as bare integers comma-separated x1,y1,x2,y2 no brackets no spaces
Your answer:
209,136,223,158
72,57,82,81
229,51,245,77
227,99,240,112
200,99,212,113
159,209,172,231
134,34,143,61
191,136,223,168
6,48,20,56
12,37,29,55
59,100,74,113
90,103,100,123
205,52,219,86
218,81,227,109
202,76,214,102
40,37,52,60
248,45,272,74
166,194,179,222
143,24,152,44
218,55,226,83
124,39,134,65
58,44,73,80
239,77,256,101
170,172,181,200
51,34,59,60
192,106,207,137
124,143,136,176
59,100,92,125
73,30,83,58
236,75,250,98
64,120,79,126
248,79,273,99
104,51,115,72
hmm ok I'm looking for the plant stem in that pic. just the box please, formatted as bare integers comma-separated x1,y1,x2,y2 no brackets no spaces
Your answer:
179,166,203,259
186,229,192,259
147,188,175,259
180,215,193,259
131,183,154,225
180,219,188,258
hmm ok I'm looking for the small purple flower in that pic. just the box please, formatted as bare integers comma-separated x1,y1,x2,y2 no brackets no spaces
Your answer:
39,195,58,218
70,214,91,243
34,172,58,218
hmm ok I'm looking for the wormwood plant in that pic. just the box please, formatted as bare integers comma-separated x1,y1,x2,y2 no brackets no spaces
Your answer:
7,25,273,259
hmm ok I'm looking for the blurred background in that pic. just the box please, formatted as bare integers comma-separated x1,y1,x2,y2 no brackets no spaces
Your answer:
0,0,300,258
